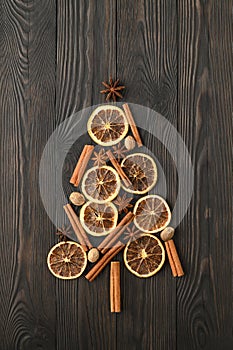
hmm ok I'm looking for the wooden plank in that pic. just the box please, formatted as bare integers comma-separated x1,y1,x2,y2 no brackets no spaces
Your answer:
55,1,117,349
116,1,177,349
0,1,232,349
177,1,232,349
0,0,56,349
56,0,117,121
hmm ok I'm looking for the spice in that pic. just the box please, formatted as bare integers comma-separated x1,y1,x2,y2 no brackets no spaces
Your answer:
98,211,134,254
123,225,141,243
160,227,175,241
122,104,143,147
69,192,85,206
112,143,128,162
100,77,125,102
124,136,136,150
55,225,72,242
64,204,93,251
85,241,124,282
91,148,108,167
160,227,184,277
70,145,94,187
167,240,184,277
165,241,178,277
110,262,121,313
63,205,87,251
106,150,131,187
88,248,100,263
113,193,133,214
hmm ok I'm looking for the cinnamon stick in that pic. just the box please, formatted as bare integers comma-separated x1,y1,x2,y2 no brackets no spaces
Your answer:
100,212,134,254
85,242,124,282
167,239,184,277
63,204,87,251
70,145,94,187
97,211,134,252
106,150,131,188
165,241,178,277
110,262,121,313
70,145,88,184
123,103,143,147
64,204,93,250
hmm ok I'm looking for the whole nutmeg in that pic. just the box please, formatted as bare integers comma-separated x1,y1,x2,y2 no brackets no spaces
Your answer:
124,136,136,150
69,192,85,206
87,248,100,263
160,227,175,242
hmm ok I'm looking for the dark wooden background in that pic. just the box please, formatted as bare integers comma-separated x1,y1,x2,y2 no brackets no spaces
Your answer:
0,1,232,349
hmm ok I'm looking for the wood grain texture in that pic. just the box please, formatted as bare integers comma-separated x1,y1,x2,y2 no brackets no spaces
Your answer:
56,0,117,121
177,1,232,349
0,0,232,349
0,0,56,349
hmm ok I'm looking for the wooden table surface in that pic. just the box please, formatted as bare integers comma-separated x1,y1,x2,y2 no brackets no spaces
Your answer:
0,1,232,349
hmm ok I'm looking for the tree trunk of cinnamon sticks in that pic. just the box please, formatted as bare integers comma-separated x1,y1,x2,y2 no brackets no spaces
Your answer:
110,262,121,313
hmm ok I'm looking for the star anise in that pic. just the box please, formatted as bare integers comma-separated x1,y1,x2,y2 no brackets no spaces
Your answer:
113,193,133,214
112,142,128,162
123,225,142,243
91,149,108,167
100,76,125,102
56,225,72,242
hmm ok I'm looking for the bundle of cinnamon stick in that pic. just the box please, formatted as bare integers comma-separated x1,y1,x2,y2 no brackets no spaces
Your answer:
70,145,94,187
85,212,134,282
160,227,184,277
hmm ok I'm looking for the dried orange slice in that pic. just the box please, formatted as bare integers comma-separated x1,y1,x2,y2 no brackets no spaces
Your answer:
121,153,157,194
87,105,128,146
134,195,171,233
47,241,87,279
124,234,165,278
81,165,120,203
80,201,118,236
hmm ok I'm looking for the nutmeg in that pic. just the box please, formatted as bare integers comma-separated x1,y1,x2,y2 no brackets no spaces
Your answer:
87,248,100,263
124,136,136,150
69,192,85,206
160,227,175,242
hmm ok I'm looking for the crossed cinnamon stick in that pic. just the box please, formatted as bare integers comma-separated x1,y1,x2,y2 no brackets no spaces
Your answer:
85,241,124,282
85,212,134,282
97,211,134,254
70,145,94,187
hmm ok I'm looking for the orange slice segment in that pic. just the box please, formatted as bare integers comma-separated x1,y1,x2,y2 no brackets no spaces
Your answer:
80,201,118,236
133,195,171,233
121,153,157,194
47,241,87,279
124,234,165,278
87,105,128,146
81,165,120,203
